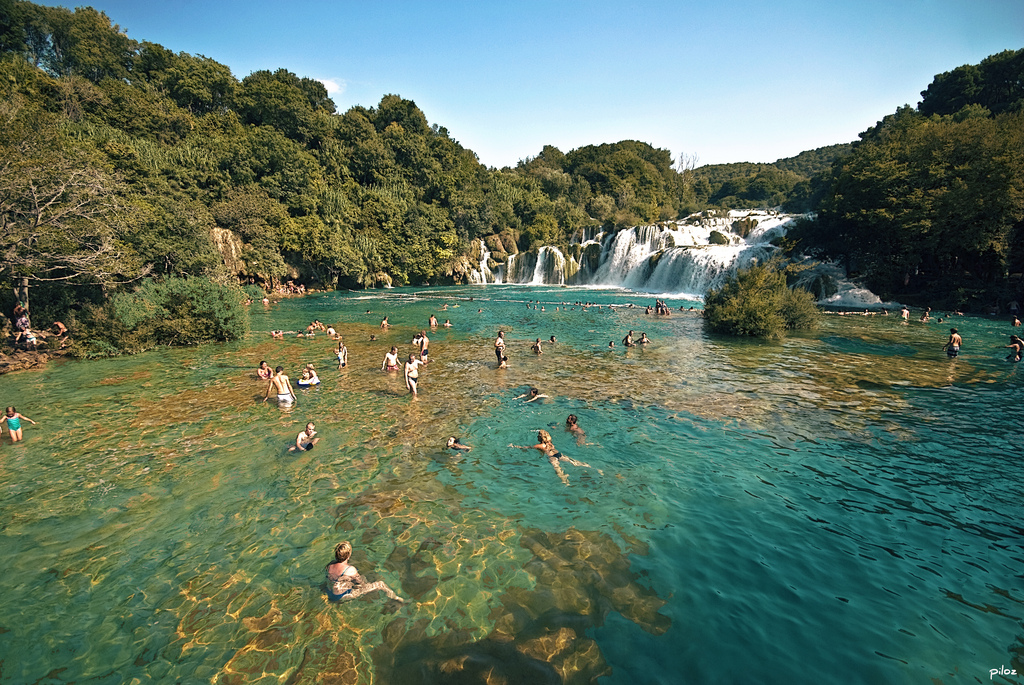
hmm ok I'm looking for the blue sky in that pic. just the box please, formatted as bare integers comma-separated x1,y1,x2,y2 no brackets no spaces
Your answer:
41,0,1024,168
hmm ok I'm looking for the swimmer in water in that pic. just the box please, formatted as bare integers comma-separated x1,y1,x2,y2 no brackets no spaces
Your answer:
622,330,636,347
263,366,295,405
565,414,586,445
2,406,36,442
325,541,406,603
494,331,506,365
445,436,472,451
404,354,423,395
1005,335,1023,362
380,316,390,330
531,338,542,354
498,354,509,369
382,346,400,371
638,332,650,345
510,430,599,485
289,422,320,451
514,388,548,403
336,338,348,369
942,327,962,358
257,360,273,380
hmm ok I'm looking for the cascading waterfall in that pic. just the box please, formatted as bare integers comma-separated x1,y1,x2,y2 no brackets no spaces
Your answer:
484,210,885,303
582,211,795,296
469,239,505,284
504,246,579,285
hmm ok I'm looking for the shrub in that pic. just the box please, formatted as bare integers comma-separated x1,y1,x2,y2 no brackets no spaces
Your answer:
708,230,730,245
240,284,266,302
71,276,250,356
704,260,820,338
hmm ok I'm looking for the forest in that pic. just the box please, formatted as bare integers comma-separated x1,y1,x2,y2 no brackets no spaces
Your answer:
1,0,1022,353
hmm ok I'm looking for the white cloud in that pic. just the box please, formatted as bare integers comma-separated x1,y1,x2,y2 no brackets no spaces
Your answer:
318,79,344,95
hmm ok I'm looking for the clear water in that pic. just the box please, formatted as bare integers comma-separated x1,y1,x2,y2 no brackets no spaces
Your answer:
1,285,1021,684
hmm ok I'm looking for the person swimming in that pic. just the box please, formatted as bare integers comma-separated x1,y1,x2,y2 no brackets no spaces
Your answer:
514,388,548,403
510,429,599,485
565,414,586,445
325,541,406,603
445,436,472,451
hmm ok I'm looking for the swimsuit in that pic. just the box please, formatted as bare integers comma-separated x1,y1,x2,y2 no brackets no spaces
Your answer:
947,345,960,358
6,416,21,431
326,566,361,601
278,393,294,404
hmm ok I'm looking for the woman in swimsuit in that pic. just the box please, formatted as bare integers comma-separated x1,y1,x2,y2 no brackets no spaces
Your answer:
565,414,586,445
257,361,273,380
382,346,400,371
510,430,598,485
2,406,36,443
325,541,405,603
404,354,423,395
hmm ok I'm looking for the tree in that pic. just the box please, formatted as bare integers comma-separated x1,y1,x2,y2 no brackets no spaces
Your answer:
704,260,819,338
0,98,143,318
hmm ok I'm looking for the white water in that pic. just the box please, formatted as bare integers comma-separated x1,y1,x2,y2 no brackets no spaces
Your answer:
482,211,883,304
469,239,504,284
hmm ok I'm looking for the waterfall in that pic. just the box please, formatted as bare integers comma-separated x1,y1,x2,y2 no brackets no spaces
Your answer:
468,239,505,284
471,210,884,304
504,246,579,285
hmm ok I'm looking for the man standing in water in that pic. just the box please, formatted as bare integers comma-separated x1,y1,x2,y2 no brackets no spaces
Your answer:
419,330,430,364
263,366,296,405
494,331,506,364
942,328,962,358
622,330,636,347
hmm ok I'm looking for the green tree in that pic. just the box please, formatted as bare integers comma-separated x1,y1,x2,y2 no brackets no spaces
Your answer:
0,98,143,317
704,260,820,338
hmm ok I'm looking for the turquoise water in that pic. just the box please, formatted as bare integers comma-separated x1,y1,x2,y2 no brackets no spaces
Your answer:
0,285,1021,684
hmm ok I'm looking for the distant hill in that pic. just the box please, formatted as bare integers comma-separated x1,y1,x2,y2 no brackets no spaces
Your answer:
691,143,853,210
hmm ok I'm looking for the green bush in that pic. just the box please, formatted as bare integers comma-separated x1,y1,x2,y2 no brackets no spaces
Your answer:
242,284,266,301
704,260,820,338
708,230,730,245
71,276,250,356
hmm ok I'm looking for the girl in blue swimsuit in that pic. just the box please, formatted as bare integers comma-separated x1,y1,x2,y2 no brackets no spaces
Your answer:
2,406,36,443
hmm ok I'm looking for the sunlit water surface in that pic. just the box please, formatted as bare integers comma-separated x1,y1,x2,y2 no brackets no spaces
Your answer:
1,285,1022,684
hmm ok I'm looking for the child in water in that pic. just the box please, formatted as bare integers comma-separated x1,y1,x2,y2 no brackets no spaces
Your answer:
2,406,36,442
325,541,406,603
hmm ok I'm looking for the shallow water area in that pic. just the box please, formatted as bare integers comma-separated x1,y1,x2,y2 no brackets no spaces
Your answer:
1,286,1022,684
